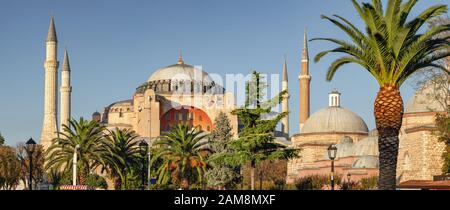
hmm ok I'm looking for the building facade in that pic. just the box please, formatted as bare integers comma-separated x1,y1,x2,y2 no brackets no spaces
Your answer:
96,56,239,140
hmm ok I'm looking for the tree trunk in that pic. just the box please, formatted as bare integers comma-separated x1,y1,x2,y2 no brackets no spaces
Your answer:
250,162,255,190
374,85,404,190
114,177,122,190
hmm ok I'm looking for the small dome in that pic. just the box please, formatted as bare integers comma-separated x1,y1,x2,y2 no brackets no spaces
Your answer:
406,82,448,113
352,156,379,169
322,136,354,160
301,107,369,134
107,100,133,108
92,111,101,116
352,135,379,157
147,63,214,83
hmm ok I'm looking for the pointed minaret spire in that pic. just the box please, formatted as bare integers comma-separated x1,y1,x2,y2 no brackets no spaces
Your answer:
60,48,72,131
178,50,184,65
299,28,311,132
62,48,70,71
302,28,309,61
47,16,57,42
282,55,288,82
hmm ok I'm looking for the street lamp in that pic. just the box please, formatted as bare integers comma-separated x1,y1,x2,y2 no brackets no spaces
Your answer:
147,141,152,190
139,140,148,190
327,144,337,190
73,145,80,186
26,138,37,190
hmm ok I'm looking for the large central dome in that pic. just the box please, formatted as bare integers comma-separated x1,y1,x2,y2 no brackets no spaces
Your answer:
147,60,214,83
136,56,222,95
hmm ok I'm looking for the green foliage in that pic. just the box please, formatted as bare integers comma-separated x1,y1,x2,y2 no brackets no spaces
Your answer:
46,118,108,185
153,124,210,189
435,112,450,174
0,146,21,190
205,112,239,190
294,174,342,190
313,0,450,87
358,176,379,190
16,143,45,189
221,71,298,190
85,173,108,190
101,128,140,190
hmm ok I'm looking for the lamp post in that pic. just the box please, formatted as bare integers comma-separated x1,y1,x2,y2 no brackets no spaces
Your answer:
327,144,337,190
147,141,152,190
73,145,80,186
25,138,36,190
139,140,148,190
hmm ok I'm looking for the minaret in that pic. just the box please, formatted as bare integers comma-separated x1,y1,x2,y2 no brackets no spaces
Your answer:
299,29,311,132
40,17,59,149
60,48,72,130
281,56,289,137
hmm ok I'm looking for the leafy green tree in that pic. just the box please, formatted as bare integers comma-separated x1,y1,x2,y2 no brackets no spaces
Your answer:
312,0,449,189
17,143,45,190
436,111,450,174
205,112,239,190
224,71,298,190
153,124,210,189
46,118,108,185
102,128,140,190
0,146,21,190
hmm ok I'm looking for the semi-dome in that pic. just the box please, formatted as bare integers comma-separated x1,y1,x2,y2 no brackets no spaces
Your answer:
301,107,369,134
406,82,448,113
322,136,355,160
352,134,378,157
352,156,379,169
147,63,214,83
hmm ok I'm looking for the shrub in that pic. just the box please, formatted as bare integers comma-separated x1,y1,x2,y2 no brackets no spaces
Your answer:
294,174,342,190
85,174,108,190
358,176,378,190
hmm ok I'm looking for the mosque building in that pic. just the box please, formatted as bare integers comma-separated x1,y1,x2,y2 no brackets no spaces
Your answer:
94,54,239,140
38,17,447,186
286,31,448,185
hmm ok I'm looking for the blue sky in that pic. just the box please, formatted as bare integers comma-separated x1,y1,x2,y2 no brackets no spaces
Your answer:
0,0,446,145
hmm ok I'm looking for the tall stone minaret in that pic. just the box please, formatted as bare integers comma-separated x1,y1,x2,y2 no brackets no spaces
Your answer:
281,56,289,137
298,29,311,132
60,49,72,130
40,17,59,149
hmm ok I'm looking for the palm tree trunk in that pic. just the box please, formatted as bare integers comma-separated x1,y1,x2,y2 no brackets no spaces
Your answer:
374,85,404,190
114,177,121,190
250,161,255,190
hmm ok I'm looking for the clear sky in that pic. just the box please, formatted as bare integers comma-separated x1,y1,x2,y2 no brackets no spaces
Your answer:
0,0,446,145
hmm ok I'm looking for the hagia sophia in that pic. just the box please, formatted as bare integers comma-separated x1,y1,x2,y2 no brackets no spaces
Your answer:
39,17,447,186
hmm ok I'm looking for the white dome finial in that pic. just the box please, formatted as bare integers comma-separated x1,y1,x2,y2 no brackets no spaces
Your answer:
329,89,341,107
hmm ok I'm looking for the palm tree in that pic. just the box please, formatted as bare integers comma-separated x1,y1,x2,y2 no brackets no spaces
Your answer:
102,128,140,190
46,118,108,185
154,124,210,189
312,0,449,189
